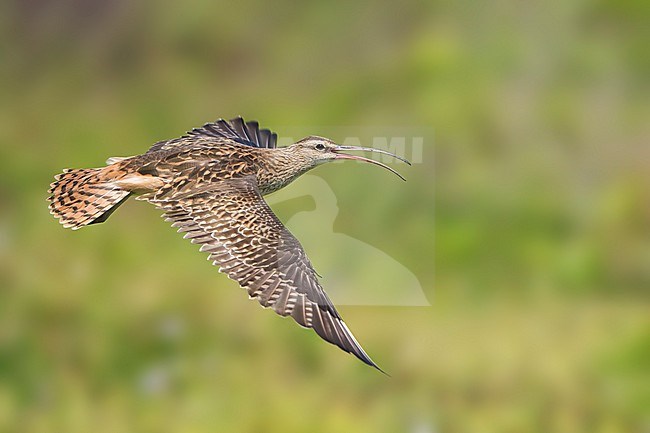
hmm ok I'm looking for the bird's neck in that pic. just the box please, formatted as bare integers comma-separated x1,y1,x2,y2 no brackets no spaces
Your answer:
256,147,315,195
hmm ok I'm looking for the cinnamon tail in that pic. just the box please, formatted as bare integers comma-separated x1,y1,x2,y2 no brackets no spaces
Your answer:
47,167,131,230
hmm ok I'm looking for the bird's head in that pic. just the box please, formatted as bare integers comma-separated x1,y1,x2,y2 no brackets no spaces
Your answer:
290,136,410,180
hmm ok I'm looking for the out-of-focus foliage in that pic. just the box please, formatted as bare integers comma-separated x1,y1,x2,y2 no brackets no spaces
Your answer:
0,0,648,431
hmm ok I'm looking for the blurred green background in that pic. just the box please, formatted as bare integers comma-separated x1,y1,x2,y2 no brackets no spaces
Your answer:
1,0,649,432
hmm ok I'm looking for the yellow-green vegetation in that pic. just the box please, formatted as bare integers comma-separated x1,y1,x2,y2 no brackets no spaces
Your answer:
0,0,648,432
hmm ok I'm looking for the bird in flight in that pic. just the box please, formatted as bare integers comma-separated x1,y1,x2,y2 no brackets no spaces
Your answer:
48,117,410,372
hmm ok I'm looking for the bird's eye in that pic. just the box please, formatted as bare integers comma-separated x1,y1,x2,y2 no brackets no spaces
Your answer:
315,143,326,151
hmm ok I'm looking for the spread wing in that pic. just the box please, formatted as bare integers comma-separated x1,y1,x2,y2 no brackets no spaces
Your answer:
148,117,278,153
144,176,381,371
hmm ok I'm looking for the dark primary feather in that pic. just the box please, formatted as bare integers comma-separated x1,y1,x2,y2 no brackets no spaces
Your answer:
147,117,277,153
143,176,382,371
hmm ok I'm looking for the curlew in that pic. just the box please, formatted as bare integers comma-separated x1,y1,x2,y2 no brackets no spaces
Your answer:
48,117,410,372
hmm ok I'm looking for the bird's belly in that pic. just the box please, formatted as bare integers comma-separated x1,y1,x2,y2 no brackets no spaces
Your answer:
113,174,166,192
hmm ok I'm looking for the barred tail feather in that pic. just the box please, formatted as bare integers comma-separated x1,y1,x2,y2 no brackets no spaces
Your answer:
48,167,130,230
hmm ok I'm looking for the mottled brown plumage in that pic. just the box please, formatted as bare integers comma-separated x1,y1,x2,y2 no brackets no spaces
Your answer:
48,117,409,372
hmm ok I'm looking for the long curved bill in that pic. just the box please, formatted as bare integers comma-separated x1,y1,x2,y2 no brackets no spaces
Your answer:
333,145,411,181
